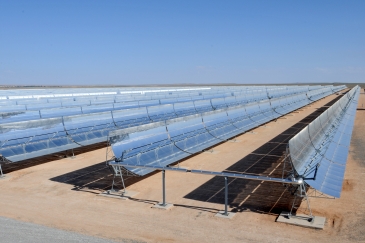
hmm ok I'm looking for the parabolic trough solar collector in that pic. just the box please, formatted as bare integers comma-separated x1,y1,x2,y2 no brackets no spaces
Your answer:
288,85,360,198
0,85,345,163
107,85,346,176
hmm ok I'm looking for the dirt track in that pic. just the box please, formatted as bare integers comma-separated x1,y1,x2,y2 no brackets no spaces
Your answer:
0,92,364,243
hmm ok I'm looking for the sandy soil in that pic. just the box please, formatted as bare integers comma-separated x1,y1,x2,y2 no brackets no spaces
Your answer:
0,92,364,243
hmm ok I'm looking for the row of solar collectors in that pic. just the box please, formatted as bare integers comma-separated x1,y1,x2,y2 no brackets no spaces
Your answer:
0,86,282,102
0,89,228,104
6,86,288,98
0,85,321,100
0,87,212,99
0,87,291,112
0,86,322,109
0,86,344,163
0,91,230,107
288,86,360,198
0,86,336,124
107,86,345,177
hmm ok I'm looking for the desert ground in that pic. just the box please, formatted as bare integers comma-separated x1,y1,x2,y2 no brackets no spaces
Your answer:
1,91,364,242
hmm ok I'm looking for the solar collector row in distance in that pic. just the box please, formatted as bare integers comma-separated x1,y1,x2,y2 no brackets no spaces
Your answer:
0,85,322,108
0,86,281,102
0,91,231,108
0,91,270,123
0,87,211,100
0,85,345,163
0,88,284,113
106,85,345,176
0,85,324,101
288,86,360,198
0,86,339,129
0,89,221,105
0,86,344,124
1,85,338,108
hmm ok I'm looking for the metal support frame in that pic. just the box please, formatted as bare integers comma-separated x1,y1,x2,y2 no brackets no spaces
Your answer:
108,161,301,216
0,154,7,178
306,188,335,199
64,149,75,159
109,165,127,194
224,176,228,216
106,138,128,194
105,136,115,166
282,146,314,221
151,169,173,209
288,182,313,221
161,170,166,206
0,164,3,178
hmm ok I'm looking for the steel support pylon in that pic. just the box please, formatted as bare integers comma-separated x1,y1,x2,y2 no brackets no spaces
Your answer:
288,182,313,221
110,165,126,194
161,170,166,206
0,164,3,178
224,176,228,216
282,146,314,221
0,154,6,178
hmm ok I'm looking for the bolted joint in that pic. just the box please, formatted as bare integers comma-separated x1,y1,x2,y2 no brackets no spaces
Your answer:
295,176,304,184
287,175,304,185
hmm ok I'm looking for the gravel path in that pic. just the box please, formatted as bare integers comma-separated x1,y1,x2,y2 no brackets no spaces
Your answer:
0,216,134,243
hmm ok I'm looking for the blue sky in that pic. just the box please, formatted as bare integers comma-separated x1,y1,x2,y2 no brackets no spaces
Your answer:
1,1,364,85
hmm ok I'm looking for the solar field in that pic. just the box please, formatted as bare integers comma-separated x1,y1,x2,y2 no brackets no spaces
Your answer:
0,85,364,242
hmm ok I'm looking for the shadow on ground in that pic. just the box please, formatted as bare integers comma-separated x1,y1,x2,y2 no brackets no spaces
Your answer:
1,142,107,174
50,162,159,194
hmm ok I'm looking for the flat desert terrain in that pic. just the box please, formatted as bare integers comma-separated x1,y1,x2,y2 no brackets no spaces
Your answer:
1,92,364,242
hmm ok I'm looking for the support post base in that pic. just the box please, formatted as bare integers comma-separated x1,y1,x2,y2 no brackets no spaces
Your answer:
152,203,174,210
276,211,325,229
203,150,219,154
98,190,139,200
0,174,10,180
214,211,236,219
